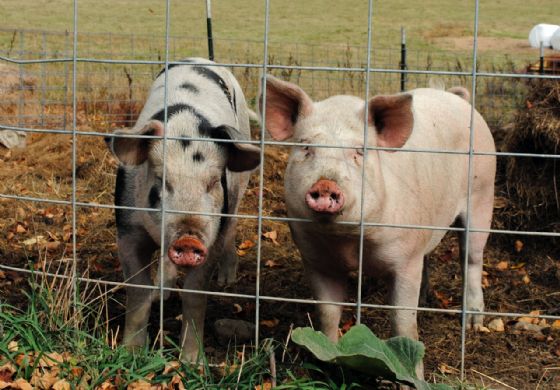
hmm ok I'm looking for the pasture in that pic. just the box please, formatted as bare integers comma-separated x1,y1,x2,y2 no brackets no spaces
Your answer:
1,0,559,388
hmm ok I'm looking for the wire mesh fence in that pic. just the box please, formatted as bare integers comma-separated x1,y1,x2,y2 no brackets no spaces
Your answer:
1,0,559,387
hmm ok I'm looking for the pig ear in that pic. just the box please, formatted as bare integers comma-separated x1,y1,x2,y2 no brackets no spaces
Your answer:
108,120,164,165
447,86,470,101
258,75,313,141
367,94,414,150
211,125,261,172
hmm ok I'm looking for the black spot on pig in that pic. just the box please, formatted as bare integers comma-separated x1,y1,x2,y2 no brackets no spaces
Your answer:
192,66,235,112
148,182,161,209
179,82,200,94
193,152,205,162
155,59,195,78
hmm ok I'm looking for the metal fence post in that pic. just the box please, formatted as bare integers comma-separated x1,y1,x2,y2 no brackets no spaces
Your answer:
18,30,24,128
41,31,47,127
206,0,214,61
539,41,544,75
63,30,70,130
400,26,407,92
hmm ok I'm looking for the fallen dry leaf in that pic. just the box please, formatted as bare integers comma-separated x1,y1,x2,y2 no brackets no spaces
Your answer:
52,379,71,390
97,381,117,390
340,315,357,335
262,230,279,245
22,235,47,247
260,318,280,328
45,241,62,251
438,363,458,374
514,240,524,253
0,363,16,382
31,369,59,389
434,290,451,308
38,352,64,368
522,274,531,284
169,374,186,390
255,381,273,390
8,341,18,352
551,320,560,329
518,311,540,325
488,318,505,332
232,303,243,314
264,259,280,268
238,240,255,250
538,318,548,327
127,379,152,389
476,326,491,333
495,261,509,271
236,249,247,257
162,361,181,375
15,224,26,234
70,366,83,378
510,262,526,270
12,378,33,390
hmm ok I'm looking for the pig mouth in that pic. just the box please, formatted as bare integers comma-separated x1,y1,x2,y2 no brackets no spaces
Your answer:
167,235,208,267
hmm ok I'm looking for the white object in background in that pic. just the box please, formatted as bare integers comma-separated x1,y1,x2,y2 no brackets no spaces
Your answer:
529,24,560,48
551,28,560,50
0,130,26,149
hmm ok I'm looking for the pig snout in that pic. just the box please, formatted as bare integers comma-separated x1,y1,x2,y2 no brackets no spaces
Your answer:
305,179,345,214
167,236,208,267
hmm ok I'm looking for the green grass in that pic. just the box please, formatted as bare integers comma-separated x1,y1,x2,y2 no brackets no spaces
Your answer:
1,0,558,49
0,272,369,389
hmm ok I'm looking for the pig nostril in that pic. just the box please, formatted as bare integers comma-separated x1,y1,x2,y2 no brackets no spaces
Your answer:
330,193,339,201
310,191,320,200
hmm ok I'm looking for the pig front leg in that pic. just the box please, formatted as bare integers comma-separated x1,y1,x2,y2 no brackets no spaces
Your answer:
388,254,424,378
153,257,179,301
307,267,347,342
216,220,239,286
119,230,157,349
179,262,213,362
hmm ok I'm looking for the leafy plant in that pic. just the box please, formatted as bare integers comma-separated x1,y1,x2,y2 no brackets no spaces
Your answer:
291,324,452,390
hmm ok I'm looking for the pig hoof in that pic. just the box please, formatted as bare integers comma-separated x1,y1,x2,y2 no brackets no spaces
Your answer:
466,312,485,331
217,265,238,286
217,254,239,286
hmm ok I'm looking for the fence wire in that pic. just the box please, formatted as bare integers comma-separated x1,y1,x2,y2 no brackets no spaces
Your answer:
1,0,560,384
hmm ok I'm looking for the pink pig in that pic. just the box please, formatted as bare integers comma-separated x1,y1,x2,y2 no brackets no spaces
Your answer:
260,76,496,375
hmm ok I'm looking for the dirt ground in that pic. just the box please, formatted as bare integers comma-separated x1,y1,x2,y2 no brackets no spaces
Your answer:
1,103,560,389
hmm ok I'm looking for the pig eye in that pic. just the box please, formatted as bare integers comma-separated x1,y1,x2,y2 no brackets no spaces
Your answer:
303,145,313,157
206,177,220,193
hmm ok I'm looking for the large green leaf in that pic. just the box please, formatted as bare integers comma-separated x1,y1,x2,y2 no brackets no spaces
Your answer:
291,325,452,390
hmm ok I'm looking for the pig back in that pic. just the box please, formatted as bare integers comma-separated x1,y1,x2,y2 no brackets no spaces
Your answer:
373,88,495,251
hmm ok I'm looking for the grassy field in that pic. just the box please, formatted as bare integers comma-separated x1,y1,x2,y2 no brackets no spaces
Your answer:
1,0,558,49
